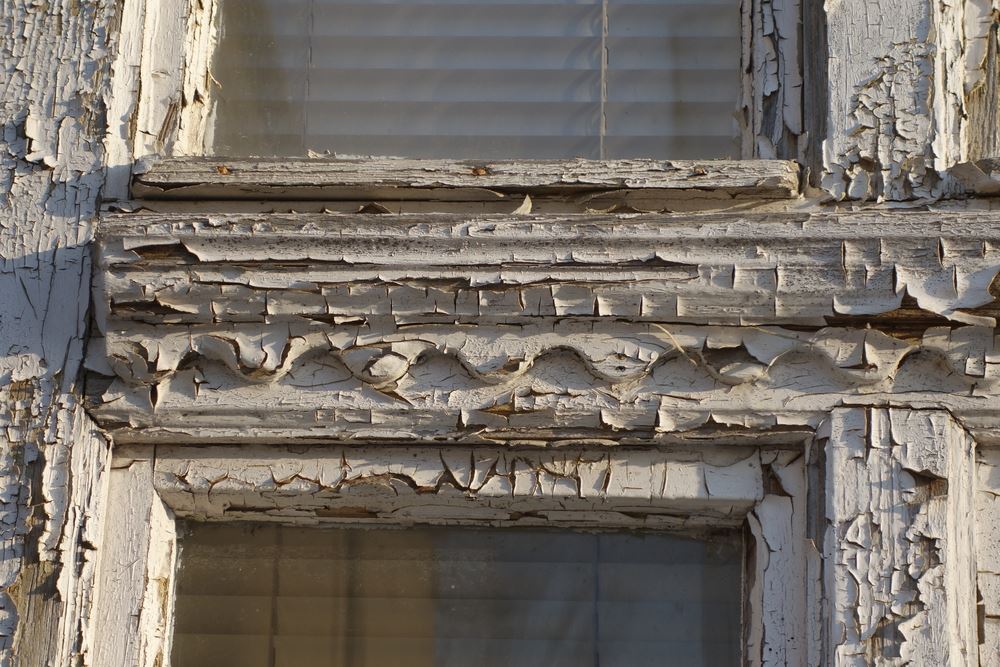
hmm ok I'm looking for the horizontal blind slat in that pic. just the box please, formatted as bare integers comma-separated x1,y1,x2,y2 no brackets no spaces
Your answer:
211,0,742,158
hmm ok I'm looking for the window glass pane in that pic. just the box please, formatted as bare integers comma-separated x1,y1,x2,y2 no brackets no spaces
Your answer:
172,523,743,667
209,0,741,159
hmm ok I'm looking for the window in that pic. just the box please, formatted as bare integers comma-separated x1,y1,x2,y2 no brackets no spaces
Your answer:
172,523,744,667
92,0,813,663
208,0,742,159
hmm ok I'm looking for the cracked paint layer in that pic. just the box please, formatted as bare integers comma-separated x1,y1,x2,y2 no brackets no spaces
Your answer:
141,443,810,665
89,211,1000,446
741,0,803,161
978,446,1000,665
823,408,978,665
3,0,999,664
822,0,1000,201
1,0,118,664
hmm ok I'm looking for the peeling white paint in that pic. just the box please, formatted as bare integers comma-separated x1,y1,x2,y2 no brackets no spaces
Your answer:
823,408,979,665
1,0,117,664
3,0,999,664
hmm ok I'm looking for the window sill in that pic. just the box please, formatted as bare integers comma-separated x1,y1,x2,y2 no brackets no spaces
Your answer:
130,156,801,210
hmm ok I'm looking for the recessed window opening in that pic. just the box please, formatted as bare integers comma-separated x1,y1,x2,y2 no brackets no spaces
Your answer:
209,0,742,159
171,523,744,666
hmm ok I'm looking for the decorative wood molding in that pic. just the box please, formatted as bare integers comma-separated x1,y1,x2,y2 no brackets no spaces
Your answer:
97,210,1000,326
152,444,774,527
90,210,1000,444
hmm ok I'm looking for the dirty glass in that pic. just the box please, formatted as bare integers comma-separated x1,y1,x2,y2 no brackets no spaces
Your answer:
209,0,742,159
171,523,743,667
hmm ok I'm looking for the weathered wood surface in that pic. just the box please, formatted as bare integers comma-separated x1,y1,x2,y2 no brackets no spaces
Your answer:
822,0,1000,201
86,317,1000,445
741,0,803,161
824,408,979,665
4,0,999,664
1,0,118,664
152,443,812,666
964,2,1000,162
91,451,176,667
132,157,802,202
977,446,1000,666
153,444,768,526
99,210,1000,327
89,210,1000,446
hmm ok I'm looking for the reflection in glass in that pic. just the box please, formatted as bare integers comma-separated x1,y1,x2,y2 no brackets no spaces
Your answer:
209,0,741,159
172,523,743,667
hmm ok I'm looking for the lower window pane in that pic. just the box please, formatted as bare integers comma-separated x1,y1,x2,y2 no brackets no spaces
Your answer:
172,523,743,667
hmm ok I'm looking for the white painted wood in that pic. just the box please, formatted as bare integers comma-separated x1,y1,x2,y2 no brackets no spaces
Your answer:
85,316,1000,445
821,0,1000,201
150,443,809,663
823,408,979,665
103,0,147,201
977,446,1000,667
98,210,1000,326
747,450,812,666
90,449,177,667
153,444,764,527
133,0,189,159
0,0,118,663
741,0,803,160
4,0,997,664
89,210,1000,446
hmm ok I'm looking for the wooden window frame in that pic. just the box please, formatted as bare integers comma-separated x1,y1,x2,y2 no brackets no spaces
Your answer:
85,210,993,665
103,0,807,203
90,442,812,666
87,1,994,665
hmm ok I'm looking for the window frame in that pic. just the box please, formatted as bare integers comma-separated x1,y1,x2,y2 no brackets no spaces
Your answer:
90,1,991,665
91,442,814,666
103,0,806,203
86,209,991,665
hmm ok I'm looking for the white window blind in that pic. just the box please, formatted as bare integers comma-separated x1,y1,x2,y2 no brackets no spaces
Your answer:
209,0,742,159
172,524,743,667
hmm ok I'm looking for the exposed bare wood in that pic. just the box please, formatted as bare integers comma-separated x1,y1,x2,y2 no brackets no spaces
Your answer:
131,157,801,203
741,0,803,161
952,159,1000,196
800,0,827,186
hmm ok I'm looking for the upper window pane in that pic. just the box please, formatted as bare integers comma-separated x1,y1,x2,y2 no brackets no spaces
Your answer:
209,0,742,159
171,523,744,667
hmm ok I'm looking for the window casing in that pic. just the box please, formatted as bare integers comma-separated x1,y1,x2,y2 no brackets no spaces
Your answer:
91,0,820,664
89,443,810,666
